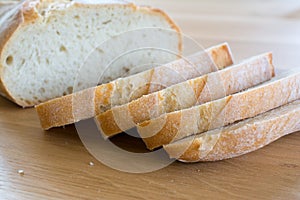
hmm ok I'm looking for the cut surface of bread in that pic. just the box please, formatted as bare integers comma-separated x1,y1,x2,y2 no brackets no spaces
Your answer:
96,53,274,138
164,99,300,162
0,0,182,107
138,72,300,150
36,43,234,130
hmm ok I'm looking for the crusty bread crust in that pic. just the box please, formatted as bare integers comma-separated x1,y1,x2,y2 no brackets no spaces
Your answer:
164,100,300,162
138,72,300,150
96,53,274,138
36,43,233,130
0,0,182,107
0,1,22,100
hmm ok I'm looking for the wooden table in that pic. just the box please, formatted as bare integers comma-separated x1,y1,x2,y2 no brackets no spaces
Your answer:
1,0,300,199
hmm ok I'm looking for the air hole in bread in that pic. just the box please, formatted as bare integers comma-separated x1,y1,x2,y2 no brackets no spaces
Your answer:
44,80,49,84
74,15,80,20
67,86,73,94
46,59,49,64
5,56,13,65
102,20,112,25
39,88,45,93
41,10,46,16
56,31,60,35
63,92,67,96
123,67,130,74
97,48,104,53
99,104,110,113
60,45,67,52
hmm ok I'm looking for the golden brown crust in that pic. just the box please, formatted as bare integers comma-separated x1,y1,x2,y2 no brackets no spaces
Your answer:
96,109,122,137
0,4,22,102
22,0,40,23
207,43,234,70
166,100,300,162
96,45,235,137
35,94,74,129
179,140,202,162
98,53,274,141
141,97,231,150
143,113,182,149
129,93,158,123
267,53,275,77
94,83,114,114
139,72,300,150
96,76,206,137
188,75,208,100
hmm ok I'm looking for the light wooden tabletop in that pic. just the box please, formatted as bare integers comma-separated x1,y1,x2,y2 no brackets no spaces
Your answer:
1,0,300,199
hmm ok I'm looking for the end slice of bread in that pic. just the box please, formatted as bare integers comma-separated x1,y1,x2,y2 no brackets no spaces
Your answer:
164,99,300,162
0,0,181,107
96,52,274,138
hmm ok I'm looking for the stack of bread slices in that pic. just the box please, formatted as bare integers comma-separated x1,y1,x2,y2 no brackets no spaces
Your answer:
1,0,299,163
36,42,300,162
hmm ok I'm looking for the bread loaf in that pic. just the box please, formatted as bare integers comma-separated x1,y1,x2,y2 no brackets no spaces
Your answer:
96,53,274,138
138,72,300,150
164,100,300,162
36,43,233,130
0,0,182,107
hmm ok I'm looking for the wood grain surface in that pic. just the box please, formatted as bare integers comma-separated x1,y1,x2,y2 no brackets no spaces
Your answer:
1,0,300,199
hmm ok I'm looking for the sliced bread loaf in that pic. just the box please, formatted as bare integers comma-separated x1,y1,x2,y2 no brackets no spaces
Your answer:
0,0,181,107
36,43,233,130
96,53,274,138
164,99,300,162
138,72,300,150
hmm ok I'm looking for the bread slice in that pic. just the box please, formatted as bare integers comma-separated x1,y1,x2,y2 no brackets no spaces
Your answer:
0,0,182,107
36,43,233,130
138,72,300,150
96,53,274,138
164,99,300,162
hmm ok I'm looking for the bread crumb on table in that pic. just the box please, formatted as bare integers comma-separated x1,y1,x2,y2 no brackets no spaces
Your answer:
18,169,24,175
89,162,94,166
